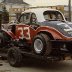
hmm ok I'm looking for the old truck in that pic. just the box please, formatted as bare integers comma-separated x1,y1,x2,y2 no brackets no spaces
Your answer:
1,8,72,67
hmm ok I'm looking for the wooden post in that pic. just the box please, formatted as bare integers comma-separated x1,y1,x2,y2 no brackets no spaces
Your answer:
69,0,71,21
0,12,2,30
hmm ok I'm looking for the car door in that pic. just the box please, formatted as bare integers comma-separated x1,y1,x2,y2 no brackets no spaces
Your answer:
15,13,35,42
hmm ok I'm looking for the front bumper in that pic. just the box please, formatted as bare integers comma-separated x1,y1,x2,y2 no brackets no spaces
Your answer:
50,39,72,49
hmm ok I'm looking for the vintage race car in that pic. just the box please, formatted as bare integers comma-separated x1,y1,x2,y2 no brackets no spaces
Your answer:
0,8,72,67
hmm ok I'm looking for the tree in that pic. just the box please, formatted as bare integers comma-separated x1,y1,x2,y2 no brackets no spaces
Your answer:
2,5,9,24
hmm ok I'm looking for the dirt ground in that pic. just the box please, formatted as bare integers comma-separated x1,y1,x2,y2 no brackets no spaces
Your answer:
0,58,72,72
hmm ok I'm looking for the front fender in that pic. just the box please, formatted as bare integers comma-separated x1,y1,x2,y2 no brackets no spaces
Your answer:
36,26,71,40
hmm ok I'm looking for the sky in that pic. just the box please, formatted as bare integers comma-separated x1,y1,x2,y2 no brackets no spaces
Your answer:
24,0,70,6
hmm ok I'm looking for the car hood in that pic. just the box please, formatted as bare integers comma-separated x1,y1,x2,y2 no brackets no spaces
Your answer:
40,21,72,37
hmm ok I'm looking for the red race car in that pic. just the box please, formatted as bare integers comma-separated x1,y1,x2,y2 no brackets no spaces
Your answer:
1,8,72,67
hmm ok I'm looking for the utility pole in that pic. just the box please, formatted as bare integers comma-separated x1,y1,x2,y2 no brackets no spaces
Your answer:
69,0,71,21
0,12,2,30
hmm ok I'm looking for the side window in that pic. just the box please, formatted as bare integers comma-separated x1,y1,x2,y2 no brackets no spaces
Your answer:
19,13,30,24
30,13,37,24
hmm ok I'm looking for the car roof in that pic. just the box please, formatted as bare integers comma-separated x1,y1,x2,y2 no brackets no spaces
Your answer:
22,8,66,22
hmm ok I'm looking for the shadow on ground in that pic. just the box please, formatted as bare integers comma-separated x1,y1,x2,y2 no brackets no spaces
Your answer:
20,57,72,71
0,57,72,72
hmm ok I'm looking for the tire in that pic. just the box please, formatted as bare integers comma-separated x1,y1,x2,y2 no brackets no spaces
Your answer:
7,47,22,67
32,33,52,56
0,32,11,47
66,44,72,53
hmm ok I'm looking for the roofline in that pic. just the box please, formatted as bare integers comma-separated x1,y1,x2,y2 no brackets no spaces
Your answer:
2,0,30,5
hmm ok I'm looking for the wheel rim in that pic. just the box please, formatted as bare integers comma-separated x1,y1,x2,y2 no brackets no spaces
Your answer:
34,39,43,54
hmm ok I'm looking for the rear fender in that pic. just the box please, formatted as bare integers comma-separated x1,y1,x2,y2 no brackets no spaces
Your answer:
1,29,16,39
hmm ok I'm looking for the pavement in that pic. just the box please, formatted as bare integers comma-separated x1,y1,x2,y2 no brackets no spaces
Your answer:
0,58,72,72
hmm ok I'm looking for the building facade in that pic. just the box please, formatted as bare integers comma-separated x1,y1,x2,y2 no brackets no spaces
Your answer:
0,0,29,21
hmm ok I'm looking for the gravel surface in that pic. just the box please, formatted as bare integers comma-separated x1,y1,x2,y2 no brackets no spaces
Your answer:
0,58,72,72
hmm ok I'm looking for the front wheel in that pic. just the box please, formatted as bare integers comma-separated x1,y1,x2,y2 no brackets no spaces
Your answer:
32,34,52,56
7,47,22,67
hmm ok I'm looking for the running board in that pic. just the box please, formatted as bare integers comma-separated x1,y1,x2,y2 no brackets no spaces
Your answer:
21,51,60,61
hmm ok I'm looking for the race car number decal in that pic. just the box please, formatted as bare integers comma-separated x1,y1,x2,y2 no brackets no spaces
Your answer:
18,27,30,40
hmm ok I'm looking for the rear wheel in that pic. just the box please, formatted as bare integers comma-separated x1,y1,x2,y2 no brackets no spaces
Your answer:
7,47,22,67
66,44,72,53
32,33,52,56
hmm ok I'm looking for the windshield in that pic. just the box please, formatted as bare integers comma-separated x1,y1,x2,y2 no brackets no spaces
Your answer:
43,11,64,21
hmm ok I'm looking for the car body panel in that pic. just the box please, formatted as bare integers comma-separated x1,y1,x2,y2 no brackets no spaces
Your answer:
2,8,72,43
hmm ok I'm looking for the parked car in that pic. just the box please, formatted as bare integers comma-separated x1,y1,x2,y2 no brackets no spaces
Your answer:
0,8,72,67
